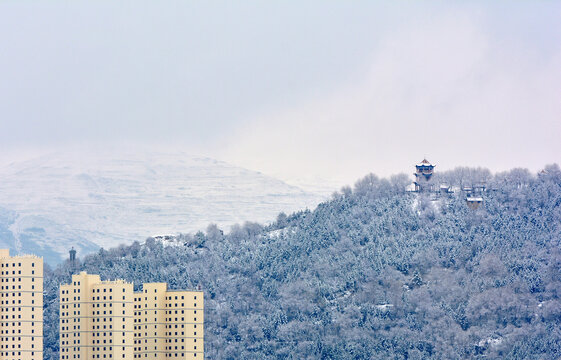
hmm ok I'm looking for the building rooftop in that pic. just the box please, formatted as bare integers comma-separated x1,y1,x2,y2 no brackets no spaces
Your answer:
0,252,42,260
416,158,435,167
92,279,131,285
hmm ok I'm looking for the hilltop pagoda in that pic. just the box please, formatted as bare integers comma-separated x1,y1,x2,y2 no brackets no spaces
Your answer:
414,158,436,192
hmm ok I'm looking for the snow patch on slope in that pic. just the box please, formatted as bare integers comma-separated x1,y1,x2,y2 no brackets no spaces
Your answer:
0,151,327,263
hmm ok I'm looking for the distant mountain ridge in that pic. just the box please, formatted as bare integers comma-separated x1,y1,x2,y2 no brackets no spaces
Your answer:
0,151,327,263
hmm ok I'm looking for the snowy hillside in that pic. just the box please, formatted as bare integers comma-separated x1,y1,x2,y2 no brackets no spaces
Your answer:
0,151,328,263
42,165,561,359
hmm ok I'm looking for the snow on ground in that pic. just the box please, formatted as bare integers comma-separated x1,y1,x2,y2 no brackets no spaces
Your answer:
0,151,329,263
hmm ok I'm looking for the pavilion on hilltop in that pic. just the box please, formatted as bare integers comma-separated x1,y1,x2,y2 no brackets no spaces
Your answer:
413,158,436,192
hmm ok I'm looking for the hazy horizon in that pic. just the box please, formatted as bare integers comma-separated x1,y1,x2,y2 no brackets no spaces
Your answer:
1,1,559,186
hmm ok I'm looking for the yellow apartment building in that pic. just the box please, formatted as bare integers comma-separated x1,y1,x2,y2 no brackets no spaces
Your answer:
60,272,134,360
134,283,203,358
60,272,203,360
0,249,43,360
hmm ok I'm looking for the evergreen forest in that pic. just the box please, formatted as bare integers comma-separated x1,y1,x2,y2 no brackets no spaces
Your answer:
43,165,561,359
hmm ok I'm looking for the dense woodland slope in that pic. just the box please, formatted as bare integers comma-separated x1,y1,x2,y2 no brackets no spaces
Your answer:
43,165,561,359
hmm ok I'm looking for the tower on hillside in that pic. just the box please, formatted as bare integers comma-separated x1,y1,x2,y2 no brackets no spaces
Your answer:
414,158,436,192
69,247,76,262
68,247,78,272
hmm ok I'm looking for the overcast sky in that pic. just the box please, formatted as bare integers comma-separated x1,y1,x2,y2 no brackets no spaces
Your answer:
1,1,559,187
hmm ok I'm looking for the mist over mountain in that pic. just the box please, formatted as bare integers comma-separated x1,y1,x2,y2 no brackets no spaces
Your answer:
0,151,326,263
43,164,561,359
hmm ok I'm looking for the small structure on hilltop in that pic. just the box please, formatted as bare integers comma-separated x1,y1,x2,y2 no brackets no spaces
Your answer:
408,158,487,209
464,182,486,209
413,158,436,192
473,183,486,193
69,247,76,262
68,247,79,272
466,196,484,209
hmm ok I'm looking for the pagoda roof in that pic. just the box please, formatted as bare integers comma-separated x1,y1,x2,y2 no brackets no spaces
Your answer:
416,158,435,167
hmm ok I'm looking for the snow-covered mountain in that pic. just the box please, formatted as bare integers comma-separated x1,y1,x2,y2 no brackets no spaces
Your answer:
0,151,328,264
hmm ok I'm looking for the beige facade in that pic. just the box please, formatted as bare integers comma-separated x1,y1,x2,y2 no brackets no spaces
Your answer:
0,249,43,360
134,283,203,359
60,272,134,360
60,272,203,360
